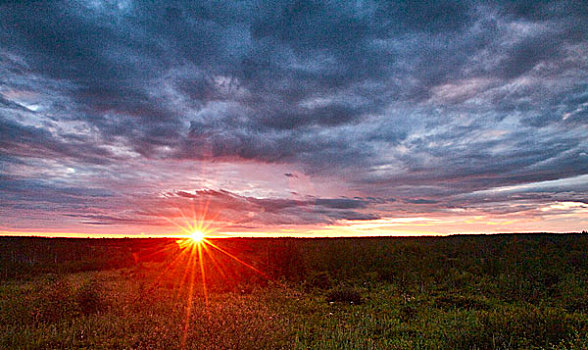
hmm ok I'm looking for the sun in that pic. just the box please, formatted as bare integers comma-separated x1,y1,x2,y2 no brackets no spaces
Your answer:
190,230,206,243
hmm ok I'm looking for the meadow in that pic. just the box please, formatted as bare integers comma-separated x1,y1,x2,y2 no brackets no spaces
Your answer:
1,234,587,349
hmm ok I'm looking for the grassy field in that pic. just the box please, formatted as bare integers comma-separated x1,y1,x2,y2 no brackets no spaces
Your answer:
1,234,588,349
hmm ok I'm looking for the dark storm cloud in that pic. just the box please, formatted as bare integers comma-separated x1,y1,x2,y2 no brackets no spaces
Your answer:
64,213,170,226
0,176,113,213
0,117,116,164
0,0,587,229
404,199,439,205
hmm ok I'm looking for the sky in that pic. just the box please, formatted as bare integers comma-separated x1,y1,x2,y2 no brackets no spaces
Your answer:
1,0,587,237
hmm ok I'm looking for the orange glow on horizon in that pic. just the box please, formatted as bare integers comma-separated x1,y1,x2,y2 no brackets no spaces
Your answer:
1,199,586,239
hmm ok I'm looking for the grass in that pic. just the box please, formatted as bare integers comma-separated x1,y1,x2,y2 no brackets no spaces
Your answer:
1,234,588,349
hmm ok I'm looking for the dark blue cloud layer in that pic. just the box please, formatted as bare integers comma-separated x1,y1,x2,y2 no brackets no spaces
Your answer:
0,0,586,229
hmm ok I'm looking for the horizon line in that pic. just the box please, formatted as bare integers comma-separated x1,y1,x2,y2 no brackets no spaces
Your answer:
0,231,584,239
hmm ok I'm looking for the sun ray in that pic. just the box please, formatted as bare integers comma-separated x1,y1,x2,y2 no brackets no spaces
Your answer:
175,255,193,300
197,242,209,317
140,197,279,348
201,245,229,280
181,243,197,350
145,244,191,291
204,239,271,280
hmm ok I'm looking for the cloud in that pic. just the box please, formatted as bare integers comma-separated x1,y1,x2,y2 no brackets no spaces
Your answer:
0,0,586,233
404,199,439,205
158,189,382,226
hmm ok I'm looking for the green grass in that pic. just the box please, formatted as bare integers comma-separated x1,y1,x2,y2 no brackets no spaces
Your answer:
1,234,588,349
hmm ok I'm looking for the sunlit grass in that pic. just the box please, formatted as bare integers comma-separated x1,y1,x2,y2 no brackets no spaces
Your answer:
2,234,588,349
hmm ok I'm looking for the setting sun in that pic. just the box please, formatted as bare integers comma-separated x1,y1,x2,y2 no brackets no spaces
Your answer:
190,230,205,243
